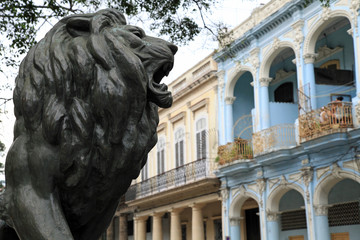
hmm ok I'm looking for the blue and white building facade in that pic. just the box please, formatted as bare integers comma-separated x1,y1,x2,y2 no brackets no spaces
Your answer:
215,0,360,239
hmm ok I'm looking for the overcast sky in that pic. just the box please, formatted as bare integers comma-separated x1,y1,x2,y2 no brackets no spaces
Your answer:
0,0,268,164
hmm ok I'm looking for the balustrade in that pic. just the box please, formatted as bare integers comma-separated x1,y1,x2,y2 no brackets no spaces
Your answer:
125,158,216,201
298,102,353,141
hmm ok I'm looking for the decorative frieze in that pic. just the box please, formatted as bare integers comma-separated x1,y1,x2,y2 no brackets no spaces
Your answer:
316,166,331,180
259,77,272,87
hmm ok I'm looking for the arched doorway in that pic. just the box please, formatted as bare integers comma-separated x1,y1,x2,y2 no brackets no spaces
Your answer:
229,191,262,240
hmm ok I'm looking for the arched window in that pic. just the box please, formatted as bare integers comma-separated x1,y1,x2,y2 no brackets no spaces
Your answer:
157,137,165,174
174,128,185,167
274,82,294,103
196,118,207,160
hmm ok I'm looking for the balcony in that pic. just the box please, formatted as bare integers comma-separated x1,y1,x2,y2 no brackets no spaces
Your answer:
252,124,296,156
298,102,353,142
125,158,218,202
217,138,253,165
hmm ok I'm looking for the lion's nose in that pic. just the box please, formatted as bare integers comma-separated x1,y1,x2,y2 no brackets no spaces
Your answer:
168,43,178,55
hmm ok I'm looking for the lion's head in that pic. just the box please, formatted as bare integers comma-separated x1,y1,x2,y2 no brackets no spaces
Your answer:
10,9,177,232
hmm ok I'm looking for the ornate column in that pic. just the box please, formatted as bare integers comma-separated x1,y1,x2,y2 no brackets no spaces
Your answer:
170,208,183,240
266,212,280,240
259,77,272,130
314,205,331,240
119,214,128,240
225,96,236,143
152,212,164,240
229,217,241,240
303,53,318,110
191,203,205,240
135,216,148,240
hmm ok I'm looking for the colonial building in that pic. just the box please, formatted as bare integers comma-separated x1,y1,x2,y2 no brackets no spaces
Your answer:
103,54,222,240
215,0,360,240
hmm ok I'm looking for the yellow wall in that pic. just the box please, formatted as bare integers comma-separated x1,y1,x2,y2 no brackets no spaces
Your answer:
137,53,218,180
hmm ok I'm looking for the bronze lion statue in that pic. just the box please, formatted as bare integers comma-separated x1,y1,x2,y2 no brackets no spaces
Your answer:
0,9,177,240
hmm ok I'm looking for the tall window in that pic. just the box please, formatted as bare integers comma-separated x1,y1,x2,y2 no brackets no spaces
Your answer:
157,137,165,174
174,128,185,167
196,118,207,160
141,158,148,181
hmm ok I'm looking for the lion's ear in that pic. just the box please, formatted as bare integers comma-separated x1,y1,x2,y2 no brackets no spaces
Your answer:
66,17,91,37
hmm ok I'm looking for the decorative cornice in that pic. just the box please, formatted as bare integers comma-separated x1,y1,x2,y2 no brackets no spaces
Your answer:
259,77,272,87
190,98,209,113
157,122,167,132
169,112,186,124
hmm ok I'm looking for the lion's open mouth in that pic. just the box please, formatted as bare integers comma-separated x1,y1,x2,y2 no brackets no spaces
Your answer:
147,61,174,108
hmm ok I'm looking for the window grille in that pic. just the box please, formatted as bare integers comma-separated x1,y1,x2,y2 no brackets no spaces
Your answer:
328,201,360,226
281,210,307,231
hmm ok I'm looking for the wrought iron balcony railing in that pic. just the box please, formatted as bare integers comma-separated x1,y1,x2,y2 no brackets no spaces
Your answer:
252,123,296,156
299,102,353,141
217,138,253,165
125,158,217,201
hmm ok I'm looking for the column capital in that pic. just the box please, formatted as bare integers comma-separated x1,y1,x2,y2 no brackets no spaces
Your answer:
314,204,331,216
134,215,148,222
189,203,206,210
151,212,165,218
259,77,272,87
229,217,242,226
303,53,318,64
225,96,236,105
169,207,184,215
266,211,279,221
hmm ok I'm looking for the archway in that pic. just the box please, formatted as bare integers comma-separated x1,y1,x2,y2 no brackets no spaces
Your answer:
305,16,355,110
229,190,262,240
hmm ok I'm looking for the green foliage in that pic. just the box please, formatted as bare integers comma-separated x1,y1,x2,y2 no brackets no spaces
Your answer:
0,0,219,70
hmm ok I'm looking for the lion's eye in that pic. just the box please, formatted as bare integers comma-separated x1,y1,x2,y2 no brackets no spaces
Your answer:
132,30,143,38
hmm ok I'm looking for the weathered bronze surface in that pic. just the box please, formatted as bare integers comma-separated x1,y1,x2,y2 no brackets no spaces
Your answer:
0,9,177,240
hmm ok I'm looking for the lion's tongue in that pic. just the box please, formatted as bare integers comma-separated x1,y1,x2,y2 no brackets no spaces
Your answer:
147,82,172,108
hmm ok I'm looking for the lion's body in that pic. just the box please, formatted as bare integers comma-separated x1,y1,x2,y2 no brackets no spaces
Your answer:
0,9,176,240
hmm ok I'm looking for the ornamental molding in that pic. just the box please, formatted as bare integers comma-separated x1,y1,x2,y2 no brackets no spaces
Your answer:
316,166,330,180
331,163,343,179
259,77,273,87
221,188,229,201
230,217,242,226
272,37,281,50
217,70,225,100
315,45,343,63
256,178,266,195
350,0,360,28
291,20,304,56
157,122,167,132
343,160,360,172
268,177,279,190
225,96,236,105
247,183,258,193
303,53,318,64
266,210,279,221
169,111,186,124
289,172,302,184
250,48,260,73
314,204,331,216
301,167,313,188
190,98,209,113
271,69,296,85
321,7,331,22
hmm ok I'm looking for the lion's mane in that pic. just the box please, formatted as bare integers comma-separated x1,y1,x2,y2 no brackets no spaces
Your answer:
8,9,176,238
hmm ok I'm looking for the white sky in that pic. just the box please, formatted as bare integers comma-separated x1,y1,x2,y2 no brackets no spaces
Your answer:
0,0,269,164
